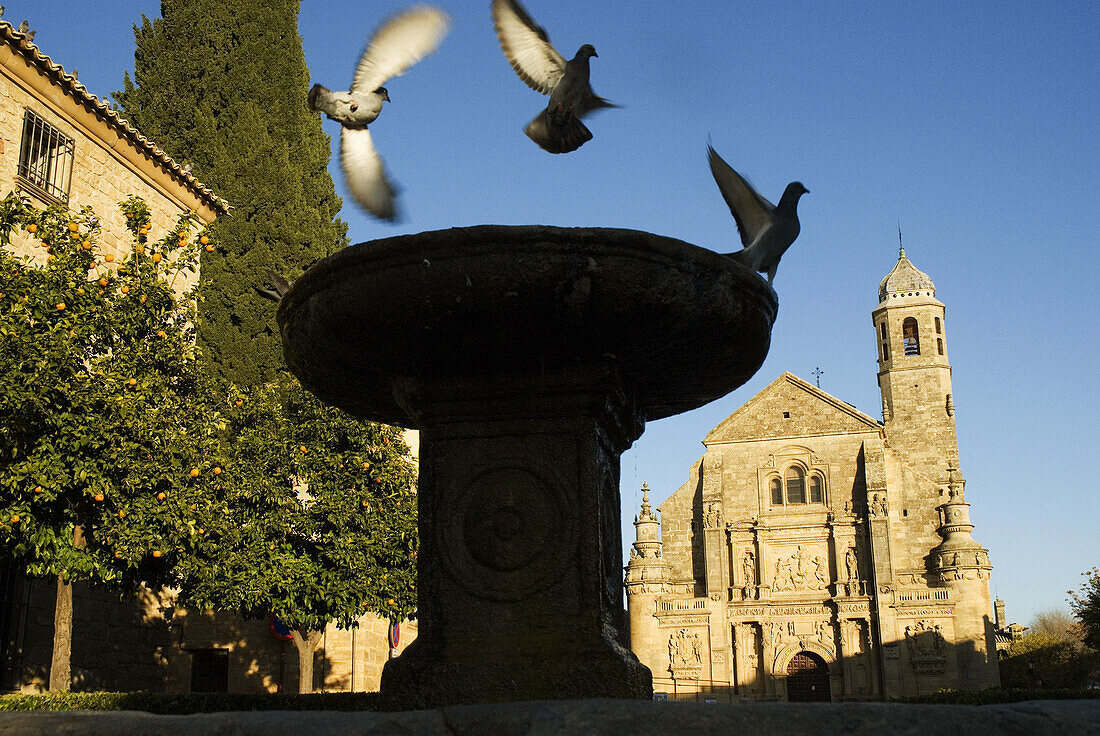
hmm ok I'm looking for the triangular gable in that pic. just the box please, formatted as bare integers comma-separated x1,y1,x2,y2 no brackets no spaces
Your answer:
705,372,881,444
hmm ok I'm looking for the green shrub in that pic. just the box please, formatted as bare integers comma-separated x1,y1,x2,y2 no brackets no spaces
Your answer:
0,691,382,713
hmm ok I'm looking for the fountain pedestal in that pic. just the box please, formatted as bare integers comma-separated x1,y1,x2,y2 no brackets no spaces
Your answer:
277,225,776,708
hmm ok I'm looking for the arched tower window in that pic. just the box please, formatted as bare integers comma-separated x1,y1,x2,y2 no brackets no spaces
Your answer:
902,317,920,355
937,338,944,355
809,474,824,503
935,317,942,334
785,467,806,504
770,477,783,505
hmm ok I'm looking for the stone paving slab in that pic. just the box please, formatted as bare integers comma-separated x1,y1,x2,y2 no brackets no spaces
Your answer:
1,698,1097,736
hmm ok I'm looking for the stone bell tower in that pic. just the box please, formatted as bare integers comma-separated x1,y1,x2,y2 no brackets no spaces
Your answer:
872,245,957,480
625,483,669,679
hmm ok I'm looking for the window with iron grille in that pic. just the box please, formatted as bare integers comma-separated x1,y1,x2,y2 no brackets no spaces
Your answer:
17,109,74,204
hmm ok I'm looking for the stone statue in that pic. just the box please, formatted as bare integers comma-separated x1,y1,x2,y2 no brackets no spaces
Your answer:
743,550,756,586
845,547,858,581
812,555,830,589
773,556,791,591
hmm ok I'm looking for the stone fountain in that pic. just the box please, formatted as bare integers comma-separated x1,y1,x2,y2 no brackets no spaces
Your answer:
277,225,776,708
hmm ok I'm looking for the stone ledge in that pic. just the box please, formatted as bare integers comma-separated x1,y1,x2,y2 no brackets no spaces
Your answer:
0,699,1097,736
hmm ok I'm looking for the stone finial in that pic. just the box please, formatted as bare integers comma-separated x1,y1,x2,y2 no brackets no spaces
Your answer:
639,482,653,520
946,466,963,499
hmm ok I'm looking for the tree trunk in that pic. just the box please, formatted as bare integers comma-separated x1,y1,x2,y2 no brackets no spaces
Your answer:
49,574,72,692
289,627,325,694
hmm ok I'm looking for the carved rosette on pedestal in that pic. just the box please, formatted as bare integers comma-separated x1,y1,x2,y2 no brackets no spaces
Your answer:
277,226,776,708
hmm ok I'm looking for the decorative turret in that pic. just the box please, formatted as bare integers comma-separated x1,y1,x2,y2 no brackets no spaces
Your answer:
625,483,670,677
931,467,991,582
625,483,669,593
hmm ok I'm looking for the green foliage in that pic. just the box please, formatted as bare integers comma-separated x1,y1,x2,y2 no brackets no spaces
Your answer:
172,373,418,630
0,193,219,590
998,632,1098,690
114,0,348,389
1069,567,1100,651
897,688,1100,704
0,691,381,712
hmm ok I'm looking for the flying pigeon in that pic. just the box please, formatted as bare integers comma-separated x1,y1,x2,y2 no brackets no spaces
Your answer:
492,0,616,154
707,144,808,285
308,6,450,221
255,271,292,303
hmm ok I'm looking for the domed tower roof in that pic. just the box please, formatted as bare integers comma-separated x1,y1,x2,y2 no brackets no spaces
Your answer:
878,247,936,303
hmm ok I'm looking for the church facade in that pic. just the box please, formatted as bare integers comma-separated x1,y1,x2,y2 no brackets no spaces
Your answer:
625,250,1000,701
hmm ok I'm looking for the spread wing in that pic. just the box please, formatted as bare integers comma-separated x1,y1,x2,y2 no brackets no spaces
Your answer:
707,144,775,247
492,0,566,95
341,127,399,222
352,6,450,94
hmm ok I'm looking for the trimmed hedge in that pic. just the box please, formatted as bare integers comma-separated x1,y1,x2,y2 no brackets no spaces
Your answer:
0,691,382,713
896,688,1100,705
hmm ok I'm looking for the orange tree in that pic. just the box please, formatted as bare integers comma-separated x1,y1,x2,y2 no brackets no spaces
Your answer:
172,374,418,693
0,193,220,690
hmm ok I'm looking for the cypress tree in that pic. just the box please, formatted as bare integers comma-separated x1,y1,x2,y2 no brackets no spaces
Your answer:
115,0,347,389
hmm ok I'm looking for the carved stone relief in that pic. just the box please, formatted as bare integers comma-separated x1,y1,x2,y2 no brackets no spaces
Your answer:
904,619,946,674
771,545,830,592
704,500,722,529
668,628,704,679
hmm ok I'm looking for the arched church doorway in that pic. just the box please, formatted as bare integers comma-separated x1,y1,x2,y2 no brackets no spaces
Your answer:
786,651,830,702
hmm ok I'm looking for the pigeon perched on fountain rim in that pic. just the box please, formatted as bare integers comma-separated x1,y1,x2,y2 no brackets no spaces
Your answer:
307,5,450,221
492,0,616,154
707,144,808,285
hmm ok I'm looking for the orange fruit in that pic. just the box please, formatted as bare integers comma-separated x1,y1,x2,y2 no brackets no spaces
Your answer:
300,445,308,453
361,501,370,508
205,244,215,252
26,224,36,233
156,492,166,501
68,223,79,233
387,598,395,606
81,241,92,250
189,468,200,477
99,278,108,287
120,286,129,294
128,378,137,386
139,295,146,303
200,236,209,245
94,493,104,502
152,550,162,558
234,400,243,407
362,462,369,468
118,510,126,518
56,303,65,311
115,551,122,558
152,253,162,263
156,330,166,338
104,254,114,263
34,486,42,494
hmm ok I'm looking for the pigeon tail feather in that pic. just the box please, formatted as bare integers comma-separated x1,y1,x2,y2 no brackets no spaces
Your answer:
525,110,592,154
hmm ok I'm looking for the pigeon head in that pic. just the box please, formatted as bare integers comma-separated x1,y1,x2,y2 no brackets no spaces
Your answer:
781,181,809,207
375,86,390,102
575,44,598,60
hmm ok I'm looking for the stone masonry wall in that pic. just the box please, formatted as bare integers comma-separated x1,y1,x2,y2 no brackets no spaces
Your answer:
0,66,201,290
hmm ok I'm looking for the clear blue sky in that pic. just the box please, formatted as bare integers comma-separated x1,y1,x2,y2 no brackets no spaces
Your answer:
21,1,1099,627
